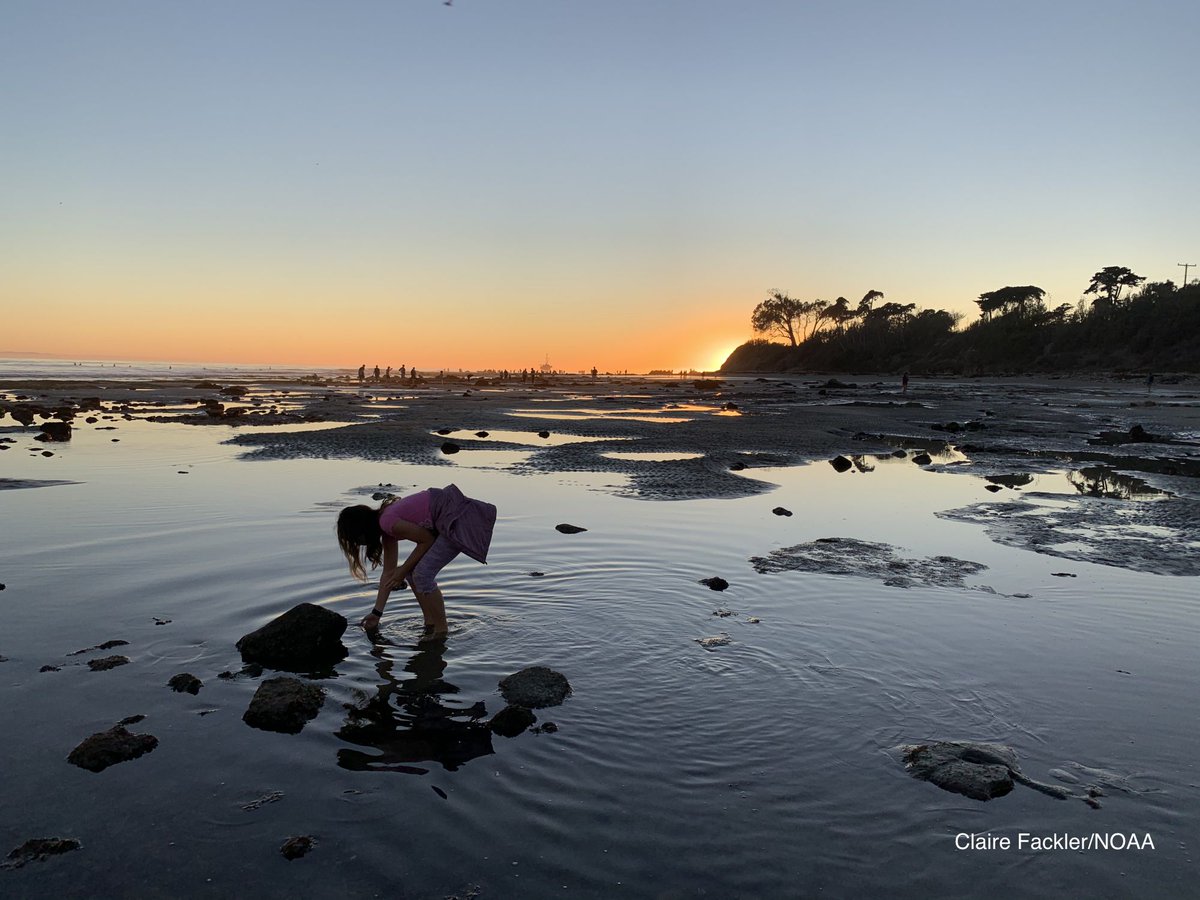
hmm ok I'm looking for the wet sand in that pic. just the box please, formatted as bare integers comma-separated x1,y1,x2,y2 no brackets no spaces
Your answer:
5,372,1199,502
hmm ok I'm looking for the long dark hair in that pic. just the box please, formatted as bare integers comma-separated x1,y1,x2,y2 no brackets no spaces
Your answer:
336,500,392,581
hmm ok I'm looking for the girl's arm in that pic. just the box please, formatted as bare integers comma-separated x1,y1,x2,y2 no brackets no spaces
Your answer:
361,522,435,627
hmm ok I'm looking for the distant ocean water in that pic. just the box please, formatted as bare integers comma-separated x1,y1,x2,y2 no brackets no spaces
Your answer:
0,357,346,381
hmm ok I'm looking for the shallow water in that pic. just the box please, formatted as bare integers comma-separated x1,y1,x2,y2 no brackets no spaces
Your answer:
1,414,1197,898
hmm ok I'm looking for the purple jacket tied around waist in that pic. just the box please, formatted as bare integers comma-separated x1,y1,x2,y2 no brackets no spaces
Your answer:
427,484,497,564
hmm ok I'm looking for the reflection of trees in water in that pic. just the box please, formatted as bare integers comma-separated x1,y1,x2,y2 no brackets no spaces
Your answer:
985,473,1034,489
1067,467,1167,500
336,638,493,774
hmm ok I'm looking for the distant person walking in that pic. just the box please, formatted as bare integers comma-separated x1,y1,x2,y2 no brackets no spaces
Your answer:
901,372,910,394
399,364,406,380
337,485,497,640
358,364,366,383
385,366,392,381
1147,372,1155,393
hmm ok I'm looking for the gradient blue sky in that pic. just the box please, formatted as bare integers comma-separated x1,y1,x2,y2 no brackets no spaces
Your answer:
3,1,1197,370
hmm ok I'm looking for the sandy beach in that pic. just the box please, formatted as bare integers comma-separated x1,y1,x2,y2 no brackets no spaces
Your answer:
2,370,1199,898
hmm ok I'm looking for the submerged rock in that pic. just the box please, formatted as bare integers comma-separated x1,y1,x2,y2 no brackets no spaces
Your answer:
498,666,571,709
555,523,587,534
440,441,460,454
243,677,325,734
88,655,130,671
68,725,158,772
168,673,203,695
695,634,732,650
911,452,933,465
36,422,72,442
750,537,989,591
901,741,1070,802
281,836,316,860
489,705,537,737
1,838,82,870
699,576,729,591
236,603,348,671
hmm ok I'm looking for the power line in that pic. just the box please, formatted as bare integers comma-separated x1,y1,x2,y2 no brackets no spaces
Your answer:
1180,262,1196,286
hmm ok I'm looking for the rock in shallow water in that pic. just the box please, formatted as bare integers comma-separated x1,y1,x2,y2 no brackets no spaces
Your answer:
555,523,587,534
68,725,158,772
281,835,316,860
88,655,130,671
901,741,1070,802
168,673,203,695
489,705,537,737
1,838,82,870
236,603,348,671
699,576,729,591
243,677,325,734
498,666,571,709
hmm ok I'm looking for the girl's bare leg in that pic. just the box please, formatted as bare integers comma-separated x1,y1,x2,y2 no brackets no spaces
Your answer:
413,588,448,636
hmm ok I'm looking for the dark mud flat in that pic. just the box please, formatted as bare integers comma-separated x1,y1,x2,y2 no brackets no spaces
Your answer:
939,492,1200,576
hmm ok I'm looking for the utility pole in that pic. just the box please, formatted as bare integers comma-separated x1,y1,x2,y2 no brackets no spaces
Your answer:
1180,262,1196,287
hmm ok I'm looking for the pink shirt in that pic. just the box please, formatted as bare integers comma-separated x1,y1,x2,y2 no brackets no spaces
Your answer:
378,490,433,538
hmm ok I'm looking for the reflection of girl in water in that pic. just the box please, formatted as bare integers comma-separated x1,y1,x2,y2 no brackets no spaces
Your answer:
336,484,496,639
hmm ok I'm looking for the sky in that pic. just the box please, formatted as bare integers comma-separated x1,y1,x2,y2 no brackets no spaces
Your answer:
3,1,1198,372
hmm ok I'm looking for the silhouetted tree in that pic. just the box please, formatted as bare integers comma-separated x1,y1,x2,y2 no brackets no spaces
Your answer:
976,285,1046,321
1085,267,1145,309
751,292,806,346
856,289,884,319
751,292,831,344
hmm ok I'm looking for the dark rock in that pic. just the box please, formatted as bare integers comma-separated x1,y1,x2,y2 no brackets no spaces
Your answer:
692,379,723,389
88,655,130,671
280,835,316,860
537,430,550,438
168,673,203,695
243,677,325,734
475,431,489,437
1052,572,1077,578
441,441,460,454
830,455,853,473
729,461,746,471
489,705,537,737
528,571,545,577
219,385,248,397
555,523,587,534
532,722,558,734
911,453,933,465
772,507,793,516
117,715,146,726
891,449,907,458
1,838,82,870
39,665,60,673
985,484,1003,492
436,428,455,435
96,639,128,650
236,603,348,671
700,577,729,591
68,725,158,772
901,741,1069,802
36,422,72,442
498,666,572,708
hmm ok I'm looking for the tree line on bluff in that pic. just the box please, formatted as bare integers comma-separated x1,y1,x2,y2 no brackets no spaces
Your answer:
720,267,1200,374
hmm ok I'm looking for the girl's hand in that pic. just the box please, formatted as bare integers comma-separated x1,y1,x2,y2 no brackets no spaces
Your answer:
360,612,382,630
388,574,408,591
